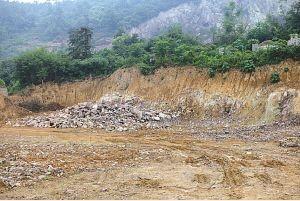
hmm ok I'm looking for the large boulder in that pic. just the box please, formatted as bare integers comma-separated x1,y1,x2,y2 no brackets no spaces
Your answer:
263,88,300,123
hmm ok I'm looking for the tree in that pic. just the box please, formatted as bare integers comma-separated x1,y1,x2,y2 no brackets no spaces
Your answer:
114,27,126,38
153,39,172,66
0,59,16,86
286,2,300,34
174,44,195,65
216,1,246,45
0,79,5,87
247,21,274,42
112,34,142,57
270,72,280,84
68,27,93,59
15,48,70,87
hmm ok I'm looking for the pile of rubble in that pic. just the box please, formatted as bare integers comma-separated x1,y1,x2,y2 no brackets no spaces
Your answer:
11,93,180,131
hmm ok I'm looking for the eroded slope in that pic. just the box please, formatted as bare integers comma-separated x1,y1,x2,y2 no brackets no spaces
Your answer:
11,60,300,123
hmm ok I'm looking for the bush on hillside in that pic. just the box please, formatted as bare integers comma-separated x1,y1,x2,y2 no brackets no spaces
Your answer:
139,63,156,75
68,57,110,79
14,48,71,87
270,72,281,84
0,79,5,87
221,62,230,73
240,59,256,73
208,67,217,78
284,67,289,73
2,21,299,93
7,80,21,95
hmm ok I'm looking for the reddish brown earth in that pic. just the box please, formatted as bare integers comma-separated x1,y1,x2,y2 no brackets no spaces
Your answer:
0,125,299,200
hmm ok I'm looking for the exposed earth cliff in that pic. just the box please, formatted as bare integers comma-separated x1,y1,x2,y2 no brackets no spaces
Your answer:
9,60,300,124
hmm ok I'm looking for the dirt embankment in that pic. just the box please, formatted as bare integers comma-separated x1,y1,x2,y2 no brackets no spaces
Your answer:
0,95,29,123
10,60,300,123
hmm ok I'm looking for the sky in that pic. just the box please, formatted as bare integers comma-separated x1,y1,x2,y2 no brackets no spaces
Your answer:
9,0,60,3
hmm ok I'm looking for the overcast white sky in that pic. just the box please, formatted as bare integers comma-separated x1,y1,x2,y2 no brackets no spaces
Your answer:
9,0,60,3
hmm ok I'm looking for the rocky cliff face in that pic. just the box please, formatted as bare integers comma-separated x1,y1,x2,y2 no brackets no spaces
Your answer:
130,0,296,42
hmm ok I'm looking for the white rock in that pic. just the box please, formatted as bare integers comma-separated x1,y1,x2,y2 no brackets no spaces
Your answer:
153,116,160,121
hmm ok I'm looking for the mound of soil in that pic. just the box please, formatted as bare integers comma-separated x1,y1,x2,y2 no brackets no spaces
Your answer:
0,95,29,123
18,99,64,112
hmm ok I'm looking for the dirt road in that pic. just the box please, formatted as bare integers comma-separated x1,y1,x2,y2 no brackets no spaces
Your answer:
0,123,299,200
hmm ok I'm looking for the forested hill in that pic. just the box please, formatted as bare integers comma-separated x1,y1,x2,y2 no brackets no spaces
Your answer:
0,0,191,57
0,0,297,58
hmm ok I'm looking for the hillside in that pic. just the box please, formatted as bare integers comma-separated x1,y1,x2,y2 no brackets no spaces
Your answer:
0,0,190,57
0,0,297,57
130,0,296,42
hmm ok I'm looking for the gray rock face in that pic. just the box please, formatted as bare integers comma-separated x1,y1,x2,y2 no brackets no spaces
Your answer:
12,93,180,131
130,0,296,43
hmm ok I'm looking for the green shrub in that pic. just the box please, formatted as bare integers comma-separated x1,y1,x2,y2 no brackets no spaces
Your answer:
221,62,230,73
14,48,71,87
270,72,280,84
195,53,210,68
221,51,254,68
70,57,110,77
0,79,5,87
8,80,21,94
240,59,256,73
174,44,195,65
254,40,297,66
208,67,216,78
139,63,156,75
3,22,299,90
284,67,289,72
232,39,248,51
0,59,16,87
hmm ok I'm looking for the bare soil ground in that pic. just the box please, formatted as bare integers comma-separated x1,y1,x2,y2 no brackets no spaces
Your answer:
0,121,299,200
